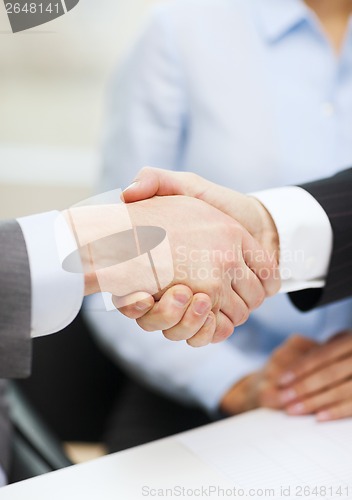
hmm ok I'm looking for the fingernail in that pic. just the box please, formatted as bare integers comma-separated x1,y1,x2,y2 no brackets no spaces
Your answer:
193,300,211,316
287,403,305,415
317,411,330,422
173,292,191,307
135,300,151,312
279,372,296,386
123,181,139,193
280,389,297,404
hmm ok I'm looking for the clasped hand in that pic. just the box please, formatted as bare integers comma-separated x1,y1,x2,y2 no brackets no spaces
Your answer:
67,168,280,346
117,168,280,346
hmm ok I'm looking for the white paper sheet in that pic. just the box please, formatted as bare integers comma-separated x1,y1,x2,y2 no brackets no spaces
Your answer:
177,409,352,499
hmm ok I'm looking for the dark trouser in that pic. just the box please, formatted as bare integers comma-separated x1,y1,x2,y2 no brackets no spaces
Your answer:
103,378,212,453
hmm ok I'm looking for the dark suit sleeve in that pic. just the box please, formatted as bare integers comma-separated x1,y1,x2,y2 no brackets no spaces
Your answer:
0,220,32,378
0,380,11,475
290,168,352,311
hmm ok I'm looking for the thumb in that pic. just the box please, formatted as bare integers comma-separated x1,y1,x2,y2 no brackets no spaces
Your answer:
122,168,161,203
121,167,206,203
121,167,191,203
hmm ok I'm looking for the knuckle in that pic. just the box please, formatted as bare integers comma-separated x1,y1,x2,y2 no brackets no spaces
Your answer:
251,287,266,310
297,379,313,395
214,281,222,297
225,321,236,337
214,323,234,343
117,306,134,318
258,385,278,408
136,318,156,332
271,344,285,361
163,298,185,321
264,363,279,378
179,316,192,329
289,334,305,344
271,347,281,360
138,166,149,178
186,338,197,348
237,306,249,326
179,316,198,334
162,324,191,341
301,399,312,412
337,385,347,399
140,165,153,174
328,364,343,382
163,331,181,342
187,335,210,348
161,309,179,327
187,172,199,183
345,380,352,396
264,270,281,296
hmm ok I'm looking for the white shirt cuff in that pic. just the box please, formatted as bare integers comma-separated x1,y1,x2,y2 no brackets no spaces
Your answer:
251,186,333,293
17,211,84,338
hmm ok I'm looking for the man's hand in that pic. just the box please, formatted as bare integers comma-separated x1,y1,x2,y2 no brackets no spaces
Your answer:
127,195,277,345
220,335,318,415
122,167,280,262
278,331,352,422
64,204,210,346
121,168,281,346
64,195,278,346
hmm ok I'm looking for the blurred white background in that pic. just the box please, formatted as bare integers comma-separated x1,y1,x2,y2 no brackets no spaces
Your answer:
0,0,159,217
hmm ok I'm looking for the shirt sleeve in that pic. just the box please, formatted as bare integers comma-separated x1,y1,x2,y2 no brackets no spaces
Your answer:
251,186,333,293
17,211,84,338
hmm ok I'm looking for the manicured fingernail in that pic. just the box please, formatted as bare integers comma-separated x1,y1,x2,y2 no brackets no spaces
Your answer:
193,300,211,316
135,300,151,312
287,403,305,415
123,181,139,193
280,389,297,404
279,372,296,386
173,292,191,307
317,411,330,422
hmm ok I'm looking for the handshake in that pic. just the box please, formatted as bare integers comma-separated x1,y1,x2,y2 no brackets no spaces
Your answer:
65,168,281,347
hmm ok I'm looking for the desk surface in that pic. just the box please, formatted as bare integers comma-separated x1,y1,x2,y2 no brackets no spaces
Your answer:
1,434,226,499
1,409,351,500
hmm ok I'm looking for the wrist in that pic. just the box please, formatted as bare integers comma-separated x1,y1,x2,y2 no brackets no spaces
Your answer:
62,209,100,296
219,373,260,415
248,196,280,265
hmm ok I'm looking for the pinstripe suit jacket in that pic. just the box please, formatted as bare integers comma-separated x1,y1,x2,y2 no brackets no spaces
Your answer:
0,219,32,475
290,168,352,311
0,220,32,378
